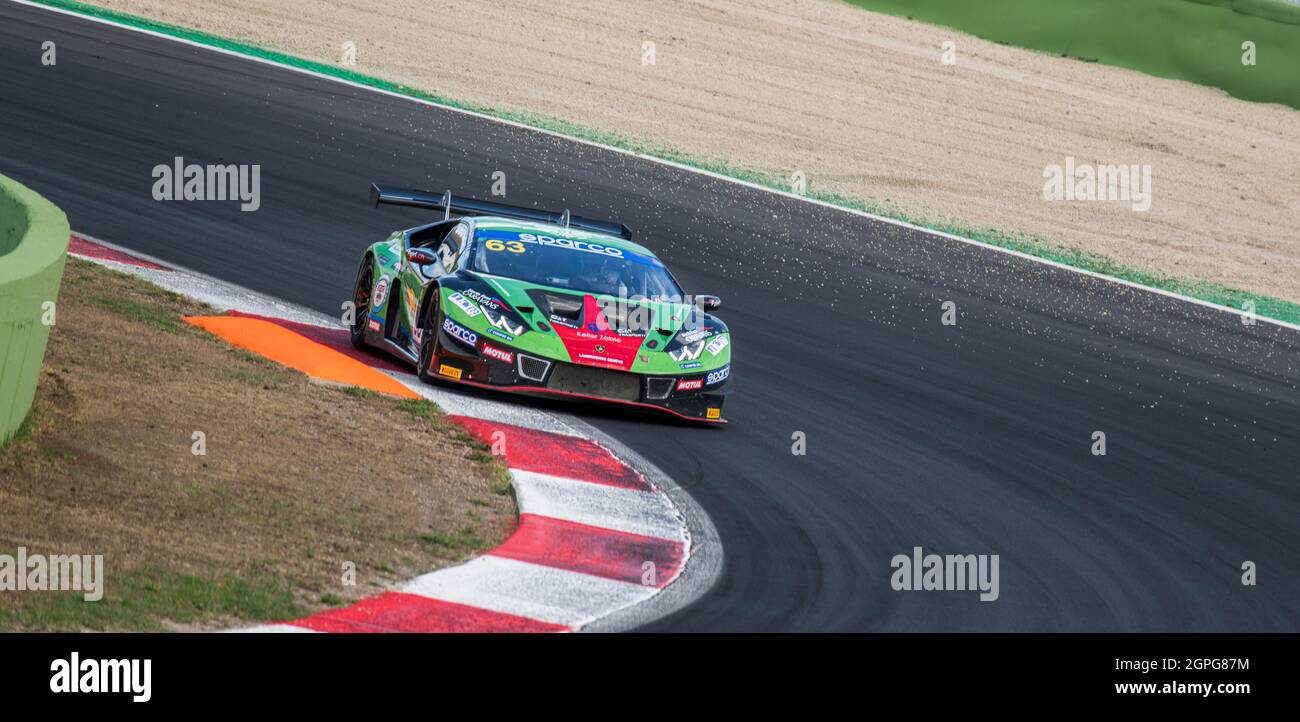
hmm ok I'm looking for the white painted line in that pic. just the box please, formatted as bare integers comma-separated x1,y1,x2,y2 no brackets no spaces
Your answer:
19,0,1300,334
513,469,686,542
226,624,316,633
401,555,654,628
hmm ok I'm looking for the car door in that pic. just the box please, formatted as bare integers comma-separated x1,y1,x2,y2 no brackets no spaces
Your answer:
399,220,470,354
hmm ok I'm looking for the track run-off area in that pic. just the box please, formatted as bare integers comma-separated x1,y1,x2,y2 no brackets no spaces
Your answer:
2,1,1298,630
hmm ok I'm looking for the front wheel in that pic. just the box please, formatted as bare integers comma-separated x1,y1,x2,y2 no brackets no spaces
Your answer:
416,294,441,384
349,255,375,350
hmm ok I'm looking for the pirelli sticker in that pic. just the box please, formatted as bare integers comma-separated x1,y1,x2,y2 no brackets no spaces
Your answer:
438,364,463,380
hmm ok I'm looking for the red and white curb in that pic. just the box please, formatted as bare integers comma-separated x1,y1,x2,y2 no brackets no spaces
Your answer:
67,234,699,632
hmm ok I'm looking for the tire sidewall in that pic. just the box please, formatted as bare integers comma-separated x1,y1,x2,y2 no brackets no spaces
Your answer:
416,291,441,383
350,255,374,349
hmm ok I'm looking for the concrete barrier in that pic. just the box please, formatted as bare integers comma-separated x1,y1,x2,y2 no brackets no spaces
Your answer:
0,173,69,443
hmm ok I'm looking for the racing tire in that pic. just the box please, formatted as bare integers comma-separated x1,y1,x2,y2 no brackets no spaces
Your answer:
349,255,374,350
416,294,441,384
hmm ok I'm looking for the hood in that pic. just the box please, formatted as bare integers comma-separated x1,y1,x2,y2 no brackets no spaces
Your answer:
464,274,725,373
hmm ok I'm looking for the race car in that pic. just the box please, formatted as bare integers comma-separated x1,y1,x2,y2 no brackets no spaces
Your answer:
348,184,731,423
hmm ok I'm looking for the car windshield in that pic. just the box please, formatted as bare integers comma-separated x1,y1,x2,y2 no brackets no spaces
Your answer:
470,228,683,299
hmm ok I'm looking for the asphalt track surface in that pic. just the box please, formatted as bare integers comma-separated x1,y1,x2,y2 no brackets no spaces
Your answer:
3,2,1298,631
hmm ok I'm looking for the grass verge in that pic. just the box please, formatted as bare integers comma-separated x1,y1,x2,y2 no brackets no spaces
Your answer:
843,0,1300,109
0,258,515,631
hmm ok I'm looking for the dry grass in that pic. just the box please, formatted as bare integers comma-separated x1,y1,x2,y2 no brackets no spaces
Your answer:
0,259,515,630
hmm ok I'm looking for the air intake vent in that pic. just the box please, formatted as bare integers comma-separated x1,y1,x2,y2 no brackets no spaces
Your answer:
517,354,552,382
529,290,584,322
645,377,675,400
548,363,640,401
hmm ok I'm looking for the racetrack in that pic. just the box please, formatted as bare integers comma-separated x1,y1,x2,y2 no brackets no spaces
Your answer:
3,1,1298,630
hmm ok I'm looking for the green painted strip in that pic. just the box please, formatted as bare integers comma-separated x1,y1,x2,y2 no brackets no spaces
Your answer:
0,172,70,444
25,0,1300,327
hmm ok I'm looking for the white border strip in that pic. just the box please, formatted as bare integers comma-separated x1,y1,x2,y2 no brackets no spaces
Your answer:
14,0,1300,335
71,232,342,328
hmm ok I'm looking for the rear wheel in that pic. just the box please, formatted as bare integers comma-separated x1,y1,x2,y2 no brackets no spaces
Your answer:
416,294,441,384
349,255,374,350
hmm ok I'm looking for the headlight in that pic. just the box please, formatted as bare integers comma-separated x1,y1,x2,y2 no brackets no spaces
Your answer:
668,340,705,362
483,305,526,336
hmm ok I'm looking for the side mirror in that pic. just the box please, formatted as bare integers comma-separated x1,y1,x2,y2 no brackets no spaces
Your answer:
697,295,722,312
406,248,438,266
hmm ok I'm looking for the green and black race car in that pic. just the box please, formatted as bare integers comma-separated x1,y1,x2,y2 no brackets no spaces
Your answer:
349,185,731,423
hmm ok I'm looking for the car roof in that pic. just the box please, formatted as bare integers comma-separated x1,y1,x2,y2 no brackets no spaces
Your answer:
471,217,658,258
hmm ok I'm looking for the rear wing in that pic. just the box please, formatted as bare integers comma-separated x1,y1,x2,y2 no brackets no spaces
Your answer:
369,184,633,241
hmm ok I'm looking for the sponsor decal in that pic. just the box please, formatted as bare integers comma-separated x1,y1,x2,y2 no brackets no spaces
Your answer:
367,318,382,332
676,327,710,345
481,344,514,364
486,309,526,336
669,340,705,362
412,327,423,345
481,230,627,259
403,286,419,327
551,294,642,371
372,275,390,307
706,364,731,385
448,291,482,318
706,335,729,356
677,378,704,391
578,329,623,344
460,288,503,310
679,361,702,370
442,317,478,347
438,363,463,380
706,407,722,420
486,327,515,342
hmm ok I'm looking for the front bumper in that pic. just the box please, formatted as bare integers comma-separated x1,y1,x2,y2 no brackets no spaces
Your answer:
433,328,728,423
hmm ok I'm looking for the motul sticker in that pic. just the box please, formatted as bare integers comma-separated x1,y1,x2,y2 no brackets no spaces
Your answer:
677,378,703,391
481,344,514,364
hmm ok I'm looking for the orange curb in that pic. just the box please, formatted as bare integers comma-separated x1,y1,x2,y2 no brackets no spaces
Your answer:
184,315,420,399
